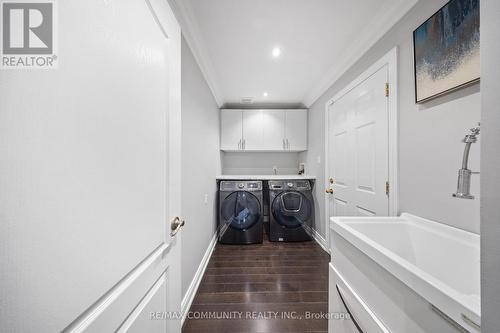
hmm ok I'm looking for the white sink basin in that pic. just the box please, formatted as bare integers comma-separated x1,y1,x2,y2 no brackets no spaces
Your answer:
331,213,480,331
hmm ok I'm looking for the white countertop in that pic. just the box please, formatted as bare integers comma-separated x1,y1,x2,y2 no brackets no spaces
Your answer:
216,175,316,180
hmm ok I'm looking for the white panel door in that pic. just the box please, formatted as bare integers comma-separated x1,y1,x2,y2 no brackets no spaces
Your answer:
242,110,264,150
0,0,183,332
285,109,308,151
262,110,286,150
220,110,243,150
327,65,389,217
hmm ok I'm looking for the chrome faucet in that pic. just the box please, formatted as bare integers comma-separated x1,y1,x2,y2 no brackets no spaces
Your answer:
453,124,480,199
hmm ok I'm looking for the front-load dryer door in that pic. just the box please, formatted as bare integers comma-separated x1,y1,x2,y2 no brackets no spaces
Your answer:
272,191,312,228
221,191,261,230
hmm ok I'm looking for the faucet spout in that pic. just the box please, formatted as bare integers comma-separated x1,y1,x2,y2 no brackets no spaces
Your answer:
461,142,472,170
453,124,480,200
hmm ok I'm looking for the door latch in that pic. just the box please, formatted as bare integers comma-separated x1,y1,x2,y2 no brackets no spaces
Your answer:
170,217,185,237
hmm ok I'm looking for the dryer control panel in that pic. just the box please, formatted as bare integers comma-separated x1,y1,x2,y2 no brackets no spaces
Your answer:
220,181,263,192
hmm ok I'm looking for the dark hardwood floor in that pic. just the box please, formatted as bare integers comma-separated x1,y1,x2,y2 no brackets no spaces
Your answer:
182,230,330,333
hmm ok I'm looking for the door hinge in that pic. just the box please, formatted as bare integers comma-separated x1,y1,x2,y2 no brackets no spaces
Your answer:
385,83,390,97
385,181,390,196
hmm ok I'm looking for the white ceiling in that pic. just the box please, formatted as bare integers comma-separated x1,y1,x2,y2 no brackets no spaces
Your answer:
171,0,417,107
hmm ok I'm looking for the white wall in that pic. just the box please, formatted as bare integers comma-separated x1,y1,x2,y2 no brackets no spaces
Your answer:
181,37,221,298
300,0,481,239
222,152,299,175
480,0,500,331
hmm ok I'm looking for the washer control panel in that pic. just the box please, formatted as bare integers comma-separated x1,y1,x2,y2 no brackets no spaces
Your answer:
269,180,311,191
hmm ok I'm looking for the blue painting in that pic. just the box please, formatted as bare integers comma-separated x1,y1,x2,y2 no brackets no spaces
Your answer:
413,0,480,103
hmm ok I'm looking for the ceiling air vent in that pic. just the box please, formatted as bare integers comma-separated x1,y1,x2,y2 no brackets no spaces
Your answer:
240,97,254,104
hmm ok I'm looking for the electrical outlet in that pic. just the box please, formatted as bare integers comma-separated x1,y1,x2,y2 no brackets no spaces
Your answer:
204,194,208,204
317,156,321,164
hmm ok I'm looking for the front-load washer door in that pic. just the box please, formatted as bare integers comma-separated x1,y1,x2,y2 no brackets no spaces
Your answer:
272,191,312,228
221,191,261,230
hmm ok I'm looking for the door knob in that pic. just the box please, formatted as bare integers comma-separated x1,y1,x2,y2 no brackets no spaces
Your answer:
326,188,334,194
170,217,185,237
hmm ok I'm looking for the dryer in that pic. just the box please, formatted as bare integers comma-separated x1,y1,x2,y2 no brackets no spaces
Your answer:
268,180,314,242
219,181,263,244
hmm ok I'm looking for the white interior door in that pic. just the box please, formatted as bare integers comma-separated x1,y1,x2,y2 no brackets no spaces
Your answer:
0,0,183,332
326,65,390,218
285,109,308,151
220,110,243,150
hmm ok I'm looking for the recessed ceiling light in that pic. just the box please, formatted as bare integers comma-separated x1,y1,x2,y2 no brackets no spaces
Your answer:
272,47,281,58
263,92,268,97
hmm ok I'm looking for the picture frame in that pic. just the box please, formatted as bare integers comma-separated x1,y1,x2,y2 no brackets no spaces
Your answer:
413,0,480,103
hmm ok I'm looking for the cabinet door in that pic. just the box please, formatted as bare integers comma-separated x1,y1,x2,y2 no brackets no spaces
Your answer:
285,109,308,151
242,110,264,150
221,110,243,150
262,110,286,151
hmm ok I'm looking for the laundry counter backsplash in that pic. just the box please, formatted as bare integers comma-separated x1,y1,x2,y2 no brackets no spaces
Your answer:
222,152,300,175
216,175,316,180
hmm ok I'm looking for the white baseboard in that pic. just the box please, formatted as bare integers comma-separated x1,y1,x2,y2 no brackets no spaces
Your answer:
311,227,330,254
181,232,218,325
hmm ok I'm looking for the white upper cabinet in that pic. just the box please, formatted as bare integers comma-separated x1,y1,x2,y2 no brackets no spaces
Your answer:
220,109,307,152
285,109,308,151
242,110,263,150
262,110,286,150
220,109,243,150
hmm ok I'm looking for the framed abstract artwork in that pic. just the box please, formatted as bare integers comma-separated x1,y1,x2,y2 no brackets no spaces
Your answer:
413,0,480,103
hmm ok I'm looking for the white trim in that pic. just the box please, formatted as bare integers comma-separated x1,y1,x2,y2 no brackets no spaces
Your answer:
311,227,330,254
324,99,331,252
168,0,223,107
145,0,169,39
62,243,170,333
323,48,399,246
180,232,218,325
387,49,399,217
116,271,168,333
303,223,329,254
303,0,416,107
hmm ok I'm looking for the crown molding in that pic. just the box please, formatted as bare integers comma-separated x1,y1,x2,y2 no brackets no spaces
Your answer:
302,0,418,107
168,0,224,107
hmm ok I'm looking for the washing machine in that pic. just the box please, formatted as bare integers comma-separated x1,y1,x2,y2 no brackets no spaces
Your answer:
218,180,263,244
269,180,314,242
